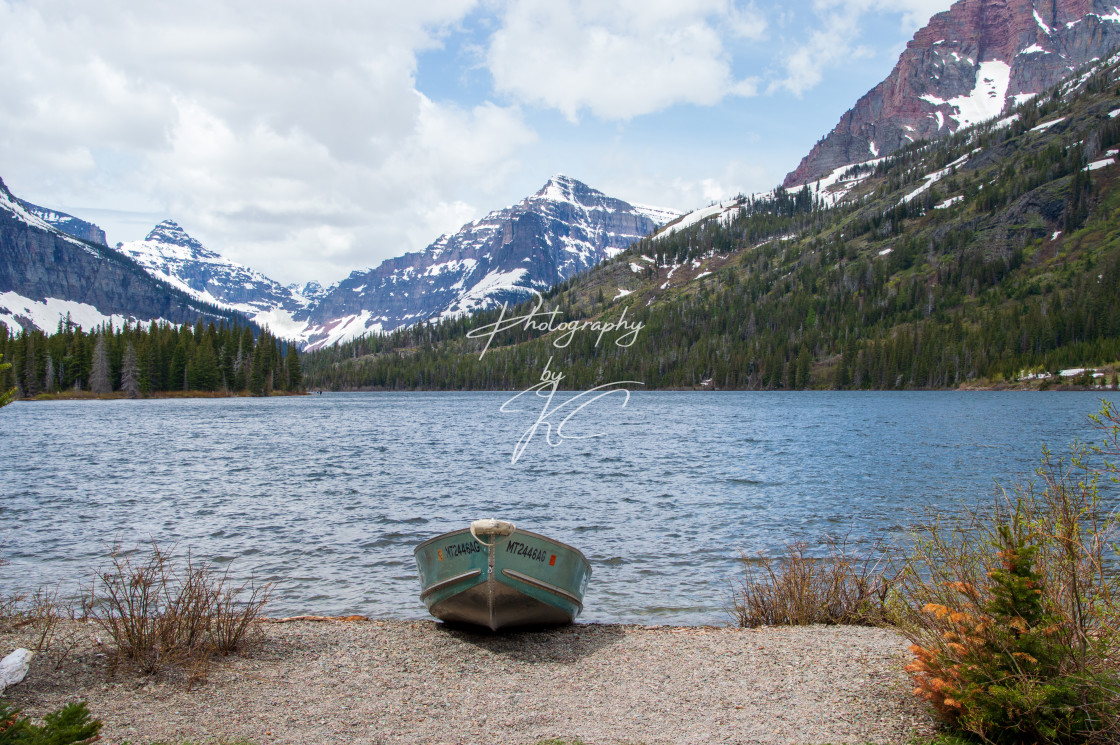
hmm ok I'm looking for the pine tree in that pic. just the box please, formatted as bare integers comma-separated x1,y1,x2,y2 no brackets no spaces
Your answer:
249,333,269,396
22,332,39,397
188,336,220,391
0,353,13,407
120,343,140,398
90,335,111,394
286,344,303,391
169,338,188,392
44,356,56,393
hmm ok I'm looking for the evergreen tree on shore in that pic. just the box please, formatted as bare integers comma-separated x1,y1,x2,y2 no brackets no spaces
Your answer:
90,335,111,394
0,320,303,398
121,343,140,398
0,352,14,407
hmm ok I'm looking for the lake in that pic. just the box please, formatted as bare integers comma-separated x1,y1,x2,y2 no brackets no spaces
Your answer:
2,391,1117,625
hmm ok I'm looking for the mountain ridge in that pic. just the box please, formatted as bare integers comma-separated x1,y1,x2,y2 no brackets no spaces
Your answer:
0,178,246,335
783,0,1120,187
299,174,673,350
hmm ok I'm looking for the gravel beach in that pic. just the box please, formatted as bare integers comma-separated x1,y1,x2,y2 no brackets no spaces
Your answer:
3,619,934,745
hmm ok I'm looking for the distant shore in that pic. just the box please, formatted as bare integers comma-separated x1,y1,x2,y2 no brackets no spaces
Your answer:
15,389,310,402
13,382,1118,400
3,618,934,745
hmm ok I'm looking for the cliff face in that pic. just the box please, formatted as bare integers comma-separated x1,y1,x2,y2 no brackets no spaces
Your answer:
783,0,1120,186
0,178,243,332
301,175,667,350
18,201,107,246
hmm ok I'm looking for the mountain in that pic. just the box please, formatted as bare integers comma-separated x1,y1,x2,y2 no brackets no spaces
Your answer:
302,49,1120,391
17,201,107,246
784,0,1120,187
300,175,674,350
115,220,316,339
0,179,244,335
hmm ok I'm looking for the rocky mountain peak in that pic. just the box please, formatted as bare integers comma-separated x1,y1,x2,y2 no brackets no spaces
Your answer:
144,219,207,253
783,0,1120,187
532,174,594,204
300,175,667,350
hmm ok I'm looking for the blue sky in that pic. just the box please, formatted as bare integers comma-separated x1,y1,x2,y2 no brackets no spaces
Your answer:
0,0,953,285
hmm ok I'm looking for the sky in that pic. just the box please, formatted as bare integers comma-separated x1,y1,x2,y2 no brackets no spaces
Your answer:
0,0,955,287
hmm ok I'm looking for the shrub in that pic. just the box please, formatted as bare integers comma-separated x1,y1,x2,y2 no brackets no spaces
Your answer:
898,401,1120,744
731,537,898,627
0,700,100,745
91,541,271,674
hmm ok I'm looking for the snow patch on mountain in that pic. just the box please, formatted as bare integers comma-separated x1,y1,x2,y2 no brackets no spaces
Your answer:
902,152,974,203
0,290,171,333
660,200,743,237
921,60,1012,130
631,203,682,225
116,220,314,333
1,186,62,236
1034,8,1053,34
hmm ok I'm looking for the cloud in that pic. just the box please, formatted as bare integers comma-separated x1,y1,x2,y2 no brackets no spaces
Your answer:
770,0,953,96
0,0,538,284
0,0,958,288
486,0,766,121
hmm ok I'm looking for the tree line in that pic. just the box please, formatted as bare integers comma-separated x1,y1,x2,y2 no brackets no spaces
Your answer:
0,317,302,398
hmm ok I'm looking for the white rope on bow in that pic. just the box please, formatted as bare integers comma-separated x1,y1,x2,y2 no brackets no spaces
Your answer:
469,518,516,547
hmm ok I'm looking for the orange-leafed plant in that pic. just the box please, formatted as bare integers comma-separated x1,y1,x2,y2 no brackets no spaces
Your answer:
897,402,1120,744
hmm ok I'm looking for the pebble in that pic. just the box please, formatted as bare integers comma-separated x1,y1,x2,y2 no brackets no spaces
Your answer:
3,619,934,745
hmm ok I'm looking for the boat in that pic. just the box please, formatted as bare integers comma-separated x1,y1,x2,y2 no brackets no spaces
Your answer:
414,519,592,631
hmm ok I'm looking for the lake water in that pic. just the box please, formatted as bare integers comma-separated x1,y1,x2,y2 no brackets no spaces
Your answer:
2,391,1118,625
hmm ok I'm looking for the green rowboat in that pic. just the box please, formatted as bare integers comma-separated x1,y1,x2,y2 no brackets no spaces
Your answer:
414,519,591,631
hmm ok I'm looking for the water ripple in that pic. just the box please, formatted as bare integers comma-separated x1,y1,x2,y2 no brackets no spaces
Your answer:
0,391,1117,625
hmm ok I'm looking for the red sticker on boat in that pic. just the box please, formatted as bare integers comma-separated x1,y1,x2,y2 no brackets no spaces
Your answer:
438,549,444,562
549,555,556,566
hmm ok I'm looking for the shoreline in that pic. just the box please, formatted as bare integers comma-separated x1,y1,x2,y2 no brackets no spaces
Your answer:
2,618,935,745
13,389,310,402
14,384,1116,401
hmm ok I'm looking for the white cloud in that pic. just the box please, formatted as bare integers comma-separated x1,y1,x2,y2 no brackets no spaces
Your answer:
0,0,539,285
486,0,766,121
0,0,959,290
771,0,953,96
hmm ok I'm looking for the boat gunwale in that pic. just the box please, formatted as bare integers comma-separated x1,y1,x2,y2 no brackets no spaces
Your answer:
501,568,583,610
418,568,483,601
414,527,592,574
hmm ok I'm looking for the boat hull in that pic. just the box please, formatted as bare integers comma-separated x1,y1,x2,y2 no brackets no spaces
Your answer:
414,527,591,631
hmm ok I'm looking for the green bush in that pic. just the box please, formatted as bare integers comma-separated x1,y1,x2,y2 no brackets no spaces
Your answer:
0,700,100,745
898,402,1120,744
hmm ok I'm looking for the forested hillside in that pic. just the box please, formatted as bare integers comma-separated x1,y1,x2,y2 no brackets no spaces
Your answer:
287,56,1120,391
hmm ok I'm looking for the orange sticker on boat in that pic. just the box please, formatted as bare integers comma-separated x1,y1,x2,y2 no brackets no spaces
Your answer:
438,549,444,561
549,554,556,566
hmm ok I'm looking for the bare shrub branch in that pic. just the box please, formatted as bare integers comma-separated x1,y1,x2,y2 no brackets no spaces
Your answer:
731,535,899,627
91,540,272,675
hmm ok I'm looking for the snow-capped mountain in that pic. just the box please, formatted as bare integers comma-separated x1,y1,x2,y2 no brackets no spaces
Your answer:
288,280,329,305
116,220,315,339
17,201,107,246
301,175,675,350
784,0,1120,186
4,176,673,348
0,178,243,334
